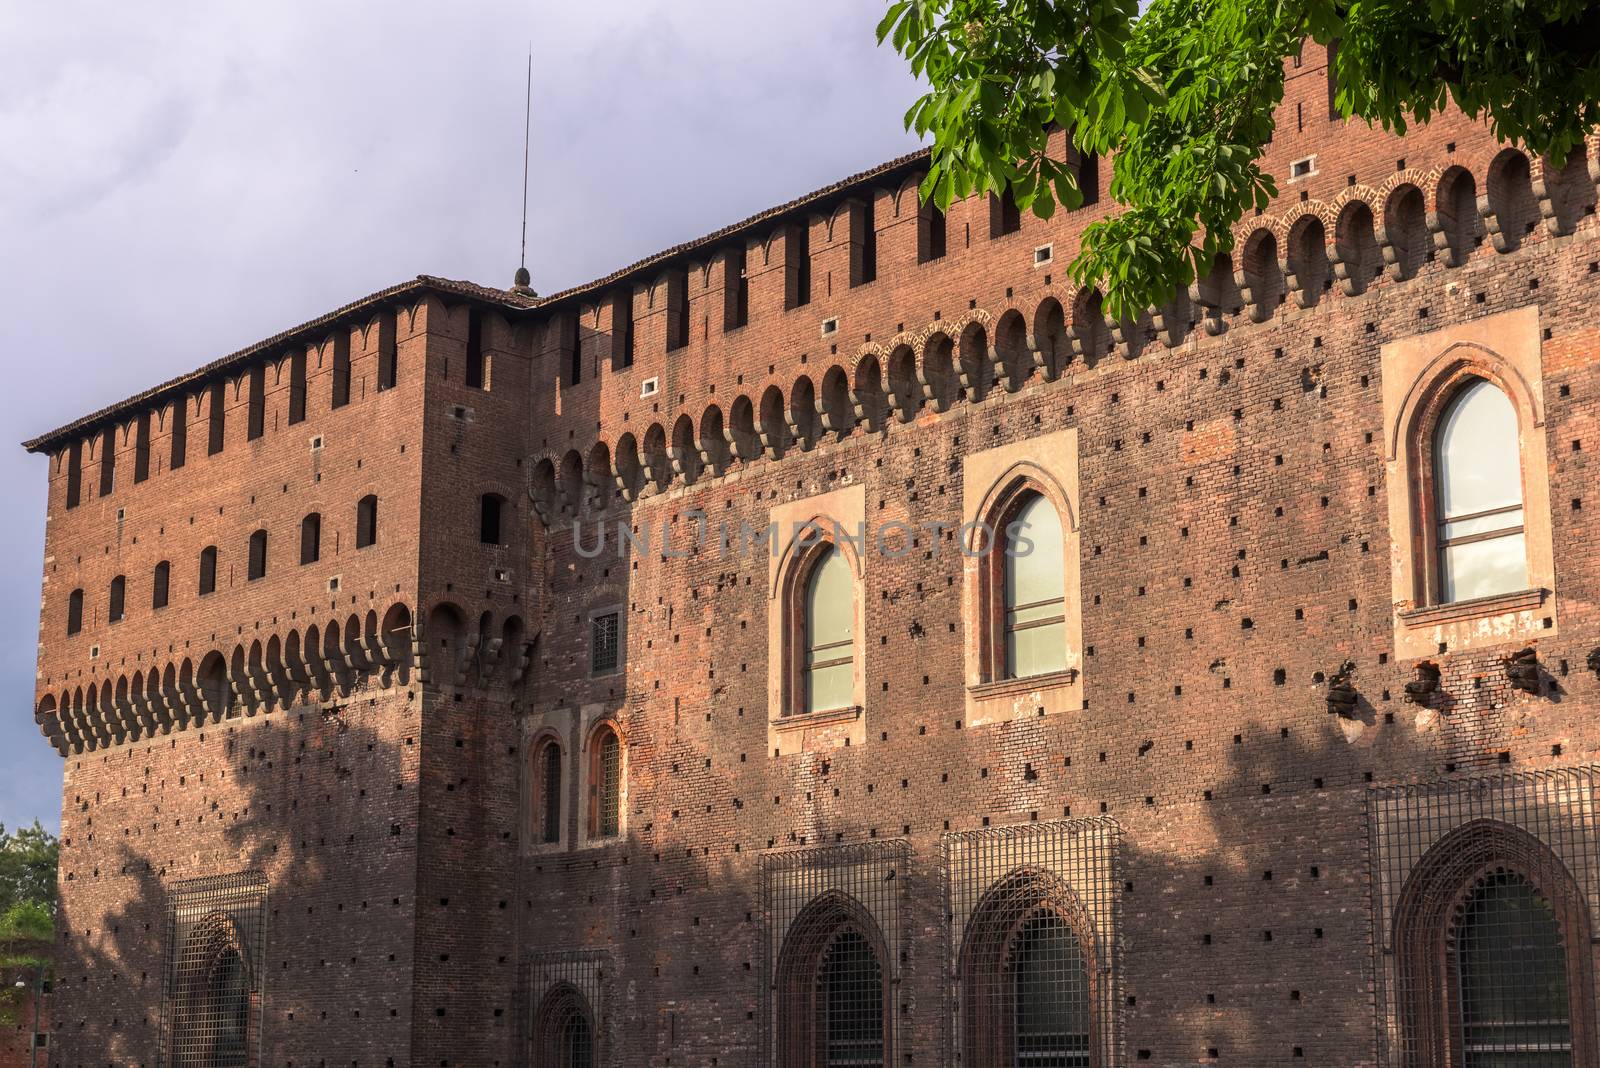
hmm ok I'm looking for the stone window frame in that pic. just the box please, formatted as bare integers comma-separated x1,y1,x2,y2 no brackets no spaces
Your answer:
772,889,894,1068
580,717,626,846
961,430,1084,726
766,483,868,756
970,473,1076,688
1381,307,1556,660
527,727,567,852
588,604,625,678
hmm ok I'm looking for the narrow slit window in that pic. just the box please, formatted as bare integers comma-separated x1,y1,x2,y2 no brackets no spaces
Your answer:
356,495,378,549
108,575,125,623
134,412,151,483
330,333,351,409
288,350,307,423
247,529,267,581
65,441,82,508
466,309,485,388
170,398,187,470
198,546,218,596
152,561,170,610
480,494,504,545
247,364,265,440
377,310,398,391
207,382,226,455
98,427,116,497
300,513,321,565
67,588,83,635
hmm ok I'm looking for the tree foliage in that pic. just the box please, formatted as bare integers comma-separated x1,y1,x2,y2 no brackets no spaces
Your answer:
0,823,57,1025
878,0,1600,317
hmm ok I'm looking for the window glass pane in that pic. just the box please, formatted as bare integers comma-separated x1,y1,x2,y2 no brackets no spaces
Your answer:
1436,379,1522,520
1442,532,1527,603
1455,872,1571,1066
1444,507,1525,542
1006,495,1068,678
596,732,620,837
805,547,854,712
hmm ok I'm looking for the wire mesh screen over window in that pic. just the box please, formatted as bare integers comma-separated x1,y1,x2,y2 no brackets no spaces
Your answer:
520,949,609,1068
1434,378,1527,602
761,841,907,1067
804,545,854,713
158,870,267,1068
821,929,885,1067
591,612,619,674
1004,493,1067,679
944,818,1121,1068
1455,872,1572,1064
540,741,563,844
1369,767,1600,1067
591,729,620,838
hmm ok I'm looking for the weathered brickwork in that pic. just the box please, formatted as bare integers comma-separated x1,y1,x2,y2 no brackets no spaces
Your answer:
24,43,1600,1066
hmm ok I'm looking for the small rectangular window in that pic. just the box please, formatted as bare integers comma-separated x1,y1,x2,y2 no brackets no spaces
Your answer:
850,199,877,287
591,611,620,674
198,547,217,596
152,561,170,610
724,248,749,332
666,270,689,352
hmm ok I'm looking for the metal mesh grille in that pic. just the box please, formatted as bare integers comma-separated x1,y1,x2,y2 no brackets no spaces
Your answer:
1369,766,1600,1067
158,870,267,1068
760,840,907,1067
541,740,563,843
1456,872,1571,1064
595,731,620,838
943,817,1121,1068
821,929,885,1067
526,949,609,1068
591,612,619,673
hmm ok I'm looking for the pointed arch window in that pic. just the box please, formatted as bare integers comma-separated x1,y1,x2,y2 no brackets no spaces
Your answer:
533,985,595,1068
1455,872,1572,1063
775,893,892,1068
534,736,563,845
586,723,622,840
802,544,855,715
1434,378,1527,602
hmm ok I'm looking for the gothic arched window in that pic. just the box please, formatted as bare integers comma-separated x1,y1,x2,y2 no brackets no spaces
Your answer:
587,724,622,840
1434,378,1527,602
1454,871,1572,1064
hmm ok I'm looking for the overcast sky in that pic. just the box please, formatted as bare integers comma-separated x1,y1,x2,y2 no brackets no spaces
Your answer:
0,1,924,833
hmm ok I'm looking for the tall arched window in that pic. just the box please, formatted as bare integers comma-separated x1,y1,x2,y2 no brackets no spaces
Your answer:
1455,872,1571,1063
171,912,255,1067
108,575,126,623
66,588,83,635
152,561,170,610
1003,493,1068,678
199,546,218,595
803,545,854,714
775,893,892,1068
247,529,268,581
532,985,595,1068
300,513,321,565
1392,819,1596,1067
1434,378,1527,602
587,724,622,840
356,495,378,548
535,737,563,845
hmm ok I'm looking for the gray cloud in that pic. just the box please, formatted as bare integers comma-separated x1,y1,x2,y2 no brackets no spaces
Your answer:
0,1,924,830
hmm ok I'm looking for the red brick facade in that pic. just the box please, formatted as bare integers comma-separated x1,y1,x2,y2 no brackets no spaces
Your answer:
25,43,1600,1066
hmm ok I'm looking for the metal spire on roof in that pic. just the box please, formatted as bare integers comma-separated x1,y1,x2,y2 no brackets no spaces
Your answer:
513,45,536,294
